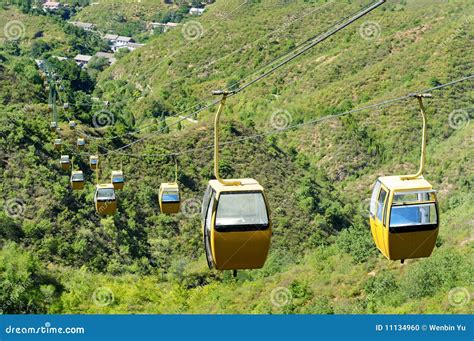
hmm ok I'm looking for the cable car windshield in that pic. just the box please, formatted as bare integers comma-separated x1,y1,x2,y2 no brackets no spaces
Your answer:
96,189,116,201
112,176,124,183
390,190,438,230
390,203,437,228
60,156,69,163
162,190,180,202
72,173,84,181
215,192,269,230
393,191,436,204
90,159,98,164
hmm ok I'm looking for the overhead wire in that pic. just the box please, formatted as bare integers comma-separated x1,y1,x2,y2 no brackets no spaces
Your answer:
71,1,337,143
98,75,474,158
102,0,388,156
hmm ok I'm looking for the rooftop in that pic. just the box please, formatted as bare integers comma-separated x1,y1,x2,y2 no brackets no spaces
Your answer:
378,176,434,191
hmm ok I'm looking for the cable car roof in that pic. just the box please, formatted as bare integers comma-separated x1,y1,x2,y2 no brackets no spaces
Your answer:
96,183,115,190
209,178,264,192
160,182,179,190
377,176,433,191
111,171,123,176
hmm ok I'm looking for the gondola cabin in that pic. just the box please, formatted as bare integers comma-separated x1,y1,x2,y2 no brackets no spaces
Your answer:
69,121,76,129
77,138,86,149
94,184,117,215
54,139,62,151
369,176,439,263
50,122,57,131
158,183,180,214
111,171,125,190
90,155,99,170
70,170,85,190
201,179,271,270
60,155,71,170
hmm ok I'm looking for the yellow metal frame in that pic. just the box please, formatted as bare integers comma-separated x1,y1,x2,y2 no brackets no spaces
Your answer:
400,94,431,180
159,182,180,214
214,93,241,186
203,179,272,270
370,177,438,261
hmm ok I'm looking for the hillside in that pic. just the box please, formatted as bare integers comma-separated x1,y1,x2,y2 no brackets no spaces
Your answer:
0,0,473,315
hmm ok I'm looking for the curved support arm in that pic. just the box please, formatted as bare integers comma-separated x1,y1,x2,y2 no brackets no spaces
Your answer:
96,156,100,185
174,157,178,184
400,94,431,180
214,94,241,186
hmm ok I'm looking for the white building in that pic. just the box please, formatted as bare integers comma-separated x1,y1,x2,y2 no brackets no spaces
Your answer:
43,1,62,11
74,54,93,67
69,21,96,31
189,8,206,15
148,22,179,33
112,42,145,52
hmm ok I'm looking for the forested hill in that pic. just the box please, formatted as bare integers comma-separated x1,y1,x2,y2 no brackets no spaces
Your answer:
0,0,472,314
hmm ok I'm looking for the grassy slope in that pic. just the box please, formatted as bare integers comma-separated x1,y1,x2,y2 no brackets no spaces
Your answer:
72,0,172,40
0,9,67,46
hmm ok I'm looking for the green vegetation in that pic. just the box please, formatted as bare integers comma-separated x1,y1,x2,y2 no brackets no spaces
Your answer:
0,0,472,314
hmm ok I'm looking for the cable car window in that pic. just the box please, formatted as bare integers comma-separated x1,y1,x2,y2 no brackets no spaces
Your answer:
72,173,84,181
61,156,70,163
215,192,269,229
162,190,180,202
393,191,436,204
97,189,116,201
206,193,215,233
390,203,437,227
369,181,381,217
112,176,124,183
376,188,387,221
201,185,212,224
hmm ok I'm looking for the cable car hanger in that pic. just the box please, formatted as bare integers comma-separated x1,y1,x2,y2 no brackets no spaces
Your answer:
212,91,241,187
369,94,440,263
400,93,432,181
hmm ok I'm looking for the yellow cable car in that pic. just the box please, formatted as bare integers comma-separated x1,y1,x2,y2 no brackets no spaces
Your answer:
70,170,85,190
90,155,99,170
158,159,180,214
94,184,117,215
369,94,439,263
50,122,57,131
60,155,71,170
69,121,77,129
77,138,86,149
159,183,180,214
111,170,125,190
200,91,271,271
54,138,62,151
